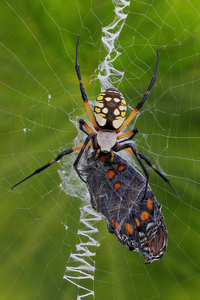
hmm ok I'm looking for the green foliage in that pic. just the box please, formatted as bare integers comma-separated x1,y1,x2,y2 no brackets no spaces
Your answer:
1,0,200,299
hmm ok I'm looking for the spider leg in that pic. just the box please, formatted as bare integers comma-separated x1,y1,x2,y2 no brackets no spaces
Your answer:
79,119,97,151
73,132,96,183
116,49,159,133
11,141,92,189
116,144,180,198
138,152,180,198
114,142,150,199
79,119,96,136
117,128,139,143
75,36,99,131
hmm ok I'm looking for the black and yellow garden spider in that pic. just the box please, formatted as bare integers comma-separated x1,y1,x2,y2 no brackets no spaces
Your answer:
11,36,178,199
11,36,180,264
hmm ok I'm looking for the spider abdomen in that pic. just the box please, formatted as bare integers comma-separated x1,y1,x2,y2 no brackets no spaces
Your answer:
94,87,127,131
81,149,168,264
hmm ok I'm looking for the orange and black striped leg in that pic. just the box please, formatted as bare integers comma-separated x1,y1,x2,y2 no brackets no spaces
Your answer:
73,132,96,183
116,49,159,134
114,142,150,199
138,152,180,198
79,119,97,151
79,119,96,136
75,36,99,131
117,128,139,143
11,142,92,190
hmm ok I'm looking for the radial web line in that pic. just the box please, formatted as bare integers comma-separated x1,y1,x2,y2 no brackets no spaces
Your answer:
97,0,130,90
63,205,101,299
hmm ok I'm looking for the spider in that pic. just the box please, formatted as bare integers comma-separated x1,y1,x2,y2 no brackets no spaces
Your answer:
12,36,179,263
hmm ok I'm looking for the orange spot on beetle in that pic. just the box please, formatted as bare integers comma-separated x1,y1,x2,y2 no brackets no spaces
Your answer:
114,183,121,190
141,211,149,221
107,170,115,178
118,165,125,171
111,220,115,226
151,246,155,254
125,223,133,234
115,222,121,231
135,218,140,227
147,198,153,210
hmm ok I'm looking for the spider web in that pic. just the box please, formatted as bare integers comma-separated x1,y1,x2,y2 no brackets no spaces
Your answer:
1,0,200,299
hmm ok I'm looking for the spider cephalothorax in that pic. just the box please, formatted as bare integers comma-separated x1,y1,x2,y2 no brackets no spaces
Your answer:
94,87,126,131
11,35,180,264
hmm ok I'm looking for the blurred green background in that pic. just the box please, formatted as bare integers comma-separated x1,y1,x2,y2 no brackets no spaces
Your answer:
1,0,200,299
